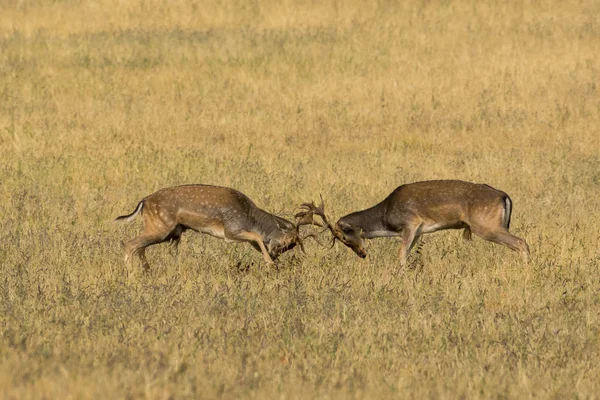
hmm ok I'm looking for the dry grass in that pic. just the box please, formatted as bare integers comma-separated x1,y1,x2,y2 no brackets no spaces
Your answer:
1,0,600,398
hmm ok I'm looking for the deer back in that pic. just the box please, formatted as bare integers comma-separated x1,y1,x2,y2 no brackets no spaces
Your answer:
145,185,295,238
383,180,508,229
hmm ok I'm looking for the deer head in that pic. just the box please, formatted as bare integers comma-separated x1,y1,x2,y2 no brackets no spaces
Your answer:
295,196,367,258
267,212,324,260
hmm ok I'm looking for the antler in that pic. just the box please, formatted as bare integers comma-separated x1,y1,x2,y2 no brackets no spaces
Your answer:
294,208,323,228
294,196,342,248
296,195,332,224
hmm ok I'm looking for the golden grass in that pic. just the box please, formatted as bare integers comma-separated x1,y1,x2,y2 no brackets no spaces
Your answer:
1,0,600,398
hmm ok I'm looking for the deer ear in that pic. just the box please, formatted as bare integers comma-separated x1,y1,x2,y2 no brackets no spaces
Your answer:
332,223,346,240
276,219,290,231
337,221,351,231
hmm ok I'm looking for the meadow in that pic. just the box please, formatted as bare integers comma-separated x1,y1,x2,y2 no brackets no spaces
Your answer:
1,0,599,398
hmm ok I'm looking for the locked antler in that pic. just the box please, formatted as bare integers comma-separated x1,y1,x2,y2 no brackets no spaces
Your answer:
294,195,343,247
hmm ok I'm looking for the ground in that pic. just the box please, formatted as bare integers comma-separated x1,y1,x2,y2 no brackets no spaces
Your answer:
1,0,599,398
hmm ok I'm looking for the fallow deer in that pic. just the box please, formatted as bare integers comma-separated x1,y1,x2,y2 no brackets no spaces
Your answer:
116,184,316,270
297,180,530,265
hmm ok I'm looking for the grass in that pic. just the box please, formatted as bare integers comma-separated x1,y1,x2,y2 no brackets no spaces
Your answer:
1,0,600,398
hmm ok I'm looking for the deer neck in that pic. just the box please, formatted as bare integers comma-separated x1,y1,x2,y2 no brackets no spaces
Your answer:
340,203,386,235
248,207,288,241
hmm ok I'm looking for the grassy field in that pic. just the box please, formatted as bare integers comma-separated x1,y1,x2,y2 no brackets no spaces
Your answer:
1,0,600,398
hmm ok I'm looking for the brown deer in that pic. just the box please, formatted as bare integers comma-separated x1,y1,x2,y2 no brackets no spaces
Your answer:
297,180,530,265
116,184,316,270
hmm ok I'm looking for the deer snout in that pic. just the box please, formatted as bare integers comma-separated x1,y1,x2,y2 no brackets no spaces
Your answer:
354,247,367,258
345,242,367,258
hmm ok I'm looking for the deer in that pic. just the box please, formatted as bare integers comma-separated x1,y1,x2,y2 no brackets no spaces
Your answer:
297,180,530,266
116,184,317,270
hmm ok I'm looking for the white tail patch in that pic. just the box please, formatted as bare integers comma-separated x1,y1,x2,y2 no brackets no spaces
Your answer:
115,201,144,223
502,197,512,229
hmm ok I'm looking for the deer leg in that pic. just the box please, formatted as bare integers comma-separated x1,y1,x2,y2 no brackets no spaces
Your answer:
228,230,275,267
170,237,181,256
137,247,150,271
471,226,530,262
248,241,262,253
124,231,171,271
408,234,422,254
399,224,421,267
168,225,184,256
462,226,472,241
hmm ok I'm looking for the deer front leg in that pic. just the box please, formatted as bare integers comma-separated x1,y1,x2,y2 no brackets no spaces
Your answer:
398,223,421,267
229,230,276,267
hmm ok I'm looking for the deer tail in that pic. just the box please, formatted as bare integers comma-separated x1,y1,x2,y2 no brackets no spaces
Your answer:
115,201,144,222
502,195,513,230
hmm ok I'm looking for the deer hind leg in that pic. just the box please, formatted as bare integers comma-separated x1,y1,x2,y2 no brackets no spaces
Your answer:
462,226,472,241
123,230,172,271
168,225,185,256
471,225,530,262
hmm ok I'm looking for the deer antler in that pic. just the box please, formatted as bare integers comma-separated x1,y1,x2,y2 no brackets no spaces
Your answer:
294,208,323,228
294,196,343,248
294,196,327,227
293,199,325,249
